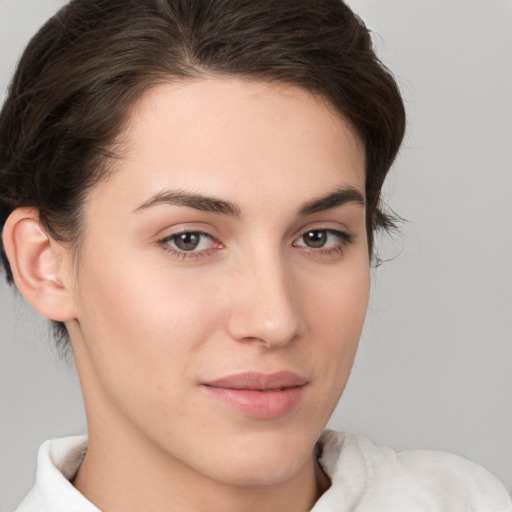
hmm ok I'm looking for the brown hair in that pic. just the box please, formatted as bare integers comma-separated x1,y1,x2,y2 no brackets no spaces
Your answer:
0,0,406,343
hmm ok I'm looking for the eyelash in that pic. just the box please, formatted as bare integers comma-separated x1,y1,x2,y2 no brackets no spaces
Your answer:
293,229,354,256
158,228,354,260
158,231,220,260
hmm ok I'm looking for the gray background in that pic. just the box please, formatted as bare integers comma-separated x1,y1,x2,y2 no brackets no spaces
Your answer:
1,0,511,510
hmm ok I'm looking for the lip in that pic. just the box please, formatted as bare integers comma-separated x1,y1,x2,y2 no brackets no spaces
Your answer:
201,371,308,419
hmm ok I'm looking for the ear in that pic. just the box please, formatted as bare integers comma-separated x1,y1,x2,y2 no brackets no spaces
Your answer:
2,207,76,322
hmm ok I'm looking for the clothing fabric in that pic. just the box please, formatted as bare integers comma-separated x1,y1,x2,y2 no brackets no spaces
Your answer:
15,430,512,512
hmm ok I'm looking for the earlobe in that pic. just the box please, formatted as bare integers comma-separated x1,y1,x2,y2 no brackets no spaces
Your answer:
2,207,76,322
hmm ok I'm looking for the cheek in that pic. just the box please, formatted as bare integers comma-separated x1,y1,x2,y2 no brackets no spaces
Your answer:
304,258,369,338
78,250,216,342
73,253,223,405
302,259,369,391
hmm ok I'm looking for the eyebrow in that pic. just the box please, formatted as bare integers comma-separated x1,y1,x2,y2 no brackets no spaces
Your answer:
133,185,364,217
298,187,365,216
133,189,241,216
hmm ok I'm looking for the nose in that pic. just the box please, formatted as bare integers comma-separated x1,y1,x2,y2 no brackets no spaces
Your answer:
225,252,302,349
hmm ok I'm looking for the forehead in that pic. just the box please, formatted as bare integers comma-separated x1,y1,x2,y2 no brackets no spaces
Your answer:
91,77,365,212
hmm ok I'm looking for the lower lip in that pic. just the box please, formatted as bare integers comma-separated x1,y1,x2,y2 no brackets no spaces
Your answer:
201,384,306,419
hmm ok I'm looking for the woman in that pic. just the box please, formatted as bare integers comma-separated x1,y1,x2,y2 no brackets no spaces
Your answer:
1,1,510,511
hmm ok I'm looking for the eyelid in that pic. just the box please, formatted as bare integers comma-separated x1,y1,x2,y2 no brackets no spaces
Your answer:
154,221,221,245
157,228,223,259
292,221,354,241
292,227,355,252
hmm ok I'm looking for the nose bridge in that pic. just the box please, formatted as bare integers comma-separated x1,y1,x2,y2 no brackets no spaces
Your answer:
226,245,301,348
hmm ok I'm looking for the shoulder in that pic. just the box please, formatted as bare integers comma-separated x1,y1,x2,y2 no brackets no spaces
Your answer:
397,447,510,509
314,430,511,512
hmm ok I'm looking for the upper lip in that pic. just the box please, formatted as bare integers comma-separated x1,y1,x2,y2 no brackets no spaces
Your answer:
202,371,308,391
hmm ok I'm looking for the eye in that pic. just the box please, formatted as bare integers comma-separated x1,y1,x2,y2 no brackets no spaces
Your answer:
159,231,218,254
294,229,353,250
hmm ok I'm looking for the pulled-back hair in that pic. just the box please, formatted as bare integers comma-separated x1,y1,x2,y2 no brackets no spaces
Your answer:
0,0,405,343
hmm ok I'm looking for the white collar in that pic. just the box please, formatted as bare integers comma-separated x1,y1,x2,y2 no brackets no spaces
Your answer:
15,435,100,512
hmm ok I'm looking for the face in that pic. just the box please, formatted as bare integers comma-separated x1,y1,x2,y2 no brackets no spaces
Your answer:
66,78,369,486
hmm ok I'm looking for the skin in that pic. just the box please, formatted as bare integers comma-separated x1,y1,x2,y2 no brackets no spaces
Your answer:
8,78,370,512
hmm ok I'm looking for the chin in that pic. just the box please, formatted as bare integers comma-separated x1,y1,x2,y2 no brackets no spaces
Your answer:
192,427,317,487
213,456,309,487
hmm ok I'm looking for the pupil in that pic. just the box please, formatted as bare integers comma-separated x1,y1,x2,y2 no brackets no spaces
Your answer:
305,230,326,248
175,232,200,251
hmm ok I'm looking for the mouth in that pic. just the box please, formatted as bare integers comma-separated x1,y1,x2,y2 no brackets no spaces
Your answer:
201,371,308,419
